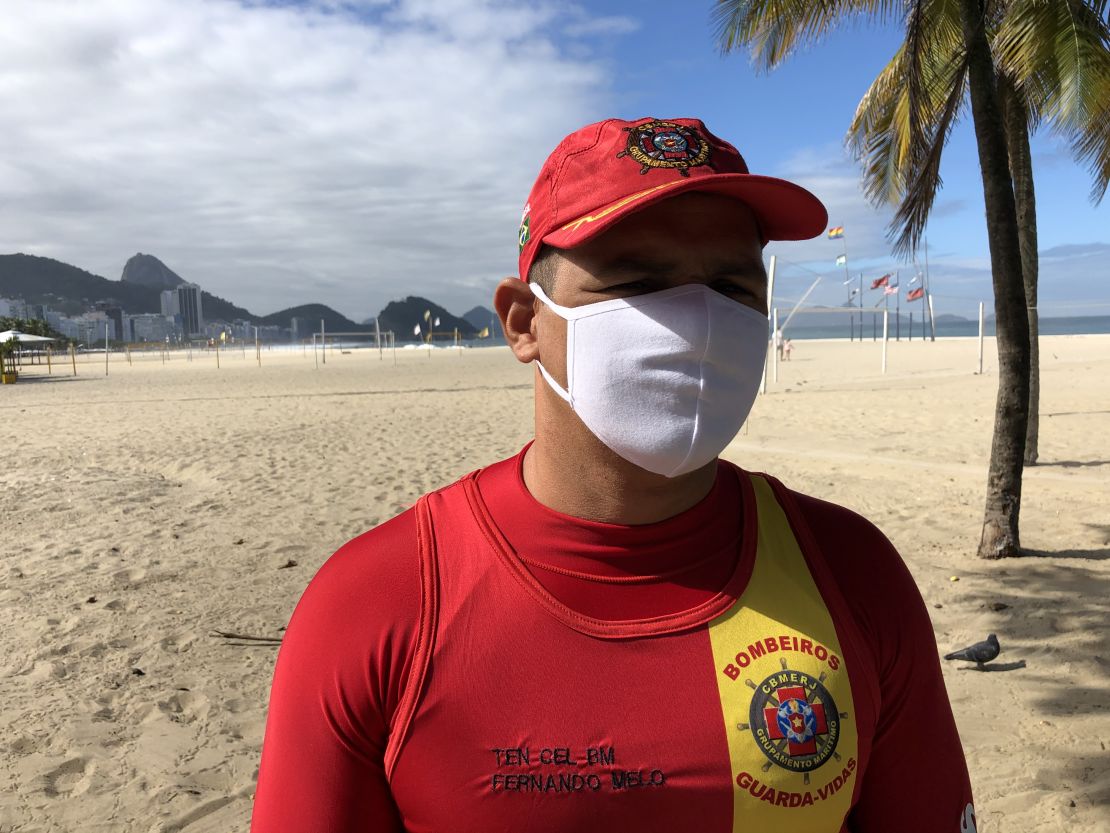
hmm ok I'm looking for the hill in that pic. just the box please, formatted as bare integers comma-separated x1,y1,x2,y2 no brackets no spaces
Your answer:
120,253,186,289
0,253,160,315
1,253,258,323
462,305,497,332
378,296,477,341
2,252,489,338
258,303,368,332
201,291,254,323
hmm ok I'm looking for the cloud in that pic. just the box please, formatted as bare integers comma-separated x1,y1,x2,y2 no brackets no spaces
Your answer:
761,144,903,307
563,15,640,38
0,0,628,320
1039,242,1110,260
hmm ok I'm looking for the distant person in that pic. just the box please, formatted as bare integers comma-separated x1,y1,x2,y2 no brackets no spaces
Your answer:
251,116,974,832
784,337,794,361
774,326,784,360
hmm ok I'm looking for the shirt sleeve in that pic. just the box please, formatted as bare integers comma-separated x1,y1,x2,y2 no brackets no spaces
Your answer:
791,493,976,833
250,509,422,833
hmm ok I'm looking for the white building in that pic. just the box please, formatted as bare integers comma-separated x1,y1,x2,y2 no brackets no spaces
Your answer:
126,313,177,343
160,289,180,318
71,311,112,345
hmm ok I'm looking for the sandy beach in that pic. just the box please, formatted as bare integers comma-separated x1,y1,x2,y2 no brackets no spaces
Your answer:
1,334,1107,832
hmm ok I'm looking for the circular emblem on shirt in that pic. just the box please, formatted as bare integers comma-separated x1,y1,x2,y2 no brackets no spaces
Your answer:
748,670,840,773
618,120,710,176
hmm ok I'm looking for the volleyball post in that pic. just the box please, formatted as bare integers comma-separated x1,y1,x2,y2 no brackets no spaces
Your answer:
761,255,776,395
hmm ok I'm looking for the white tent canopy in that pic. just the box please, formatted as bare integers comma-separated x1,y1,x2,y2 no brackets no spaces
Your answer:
0,329,55,343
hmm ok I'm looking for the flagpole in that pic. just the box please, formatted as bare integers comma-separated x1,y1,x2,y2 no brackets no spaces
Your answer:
772,307,779,383
882,309,889,374
896,270,901,341
924,236,936,341
761,255,777,395
858,273,863,342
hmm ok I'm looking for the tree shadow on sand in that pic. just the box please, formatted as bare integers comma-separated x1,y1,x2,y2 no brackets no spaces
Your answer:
959,556,1110,809
1034,459,1110,469
955,660,1028,671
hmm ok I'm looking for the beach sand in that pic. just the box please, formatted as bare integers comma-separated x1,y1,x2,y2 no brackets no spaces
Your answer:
1,335,1107,832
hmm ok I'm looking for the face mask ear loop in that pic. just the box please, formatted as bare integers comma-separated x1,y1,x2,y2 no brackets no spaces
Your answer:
529,281,574,406
534,360,573,405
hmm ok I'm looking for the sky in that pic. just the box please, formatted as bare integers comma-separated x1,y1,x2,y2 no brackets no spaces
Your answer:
1,0,1107,322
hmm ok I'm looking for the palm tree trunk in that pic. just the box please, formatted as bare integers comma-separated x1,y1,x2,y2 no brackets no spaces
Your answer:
997,76,1040,466
958,0,1031,558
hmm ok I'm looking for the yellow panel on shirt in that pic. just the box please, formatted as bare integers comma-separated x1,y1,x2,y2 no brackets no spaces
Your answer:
708,476,859,830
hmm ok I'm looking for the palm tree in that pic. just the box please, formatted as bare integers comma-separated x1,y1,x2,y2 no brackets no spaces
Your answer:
714,0,1109,558
845,0,1110,467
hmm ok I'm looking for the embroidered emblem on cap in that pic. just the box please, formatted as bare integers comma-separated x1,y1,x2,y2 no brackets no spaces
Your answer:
518,203,532,253
618,120,711,177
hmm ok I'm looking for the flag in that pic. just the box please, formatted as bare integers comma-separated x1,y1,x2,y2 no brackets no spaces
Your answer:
414,324,421,335
907,287,925,301
884,285,898,296
477,326,490,338
835,254,847,266
870,273,891,290
827,226,844,239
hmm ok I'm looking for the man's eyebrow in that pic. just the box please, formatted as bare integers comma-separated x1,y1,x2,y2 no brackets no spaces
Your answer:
600,257,677,277
706,262,767,279
599,257,767,279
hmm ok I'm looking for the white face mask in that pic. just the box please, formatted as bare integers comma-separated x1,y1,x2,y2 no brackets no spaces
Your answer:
531,280,768,478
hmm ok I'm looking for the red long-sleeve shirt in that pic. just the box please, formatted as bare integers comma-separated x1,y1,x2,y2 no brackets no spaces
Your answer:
251,447,974,832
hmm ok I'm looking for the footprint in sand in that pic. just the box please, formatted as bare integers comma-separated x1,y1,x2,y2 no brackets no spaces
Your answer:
41,757,95,797
26,659,70,681
159,690,211,724
111,566,147,586
7,734,38,755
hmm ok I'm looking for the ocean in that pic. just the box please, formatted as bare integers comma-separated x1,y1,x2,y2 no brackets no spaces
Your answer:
779,314,1110,341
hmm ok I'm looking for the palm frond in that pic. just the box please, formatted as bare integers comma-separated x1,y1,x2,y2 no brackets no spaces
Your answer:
848,47,914,205
996,0,1110,125
846,0,967,216
996,0,1110,202
890,56,970,255
1068,71,1110,201
712,0,905,69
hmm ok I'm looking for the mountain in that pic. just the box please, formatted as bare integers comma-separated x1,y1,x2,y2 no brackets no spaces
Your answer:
378,296,478,341
120,253,185,289
2,252,483,339
258,303,368,332
0,253,161,316
1,253,257,323
462,305,497,331
202,291,254,323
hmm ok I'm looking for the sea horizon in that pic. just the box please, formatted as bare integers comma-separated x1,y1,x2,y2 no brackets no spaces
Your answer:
774,313,1110,341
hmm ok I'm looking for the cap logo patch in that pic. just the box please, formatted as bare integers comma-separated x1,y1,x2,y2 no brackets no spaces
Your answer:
518,203,532,252
618,120,710,177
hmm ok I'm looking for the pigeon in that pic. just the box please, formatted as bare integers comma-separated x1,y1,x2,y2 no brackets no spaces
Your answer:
944,634,1000,670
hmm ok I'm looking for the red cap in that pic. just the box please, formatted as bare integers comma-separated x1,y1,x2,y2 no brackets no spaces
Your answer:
517,117,828,281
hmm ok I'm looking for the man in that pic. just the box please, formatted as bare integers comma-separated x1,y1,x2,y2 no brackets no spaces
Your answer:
251,117,976,833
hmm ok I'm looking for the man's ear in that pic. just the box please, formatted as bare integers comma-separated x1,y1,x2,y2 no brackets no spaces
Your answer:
493,277,539,364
